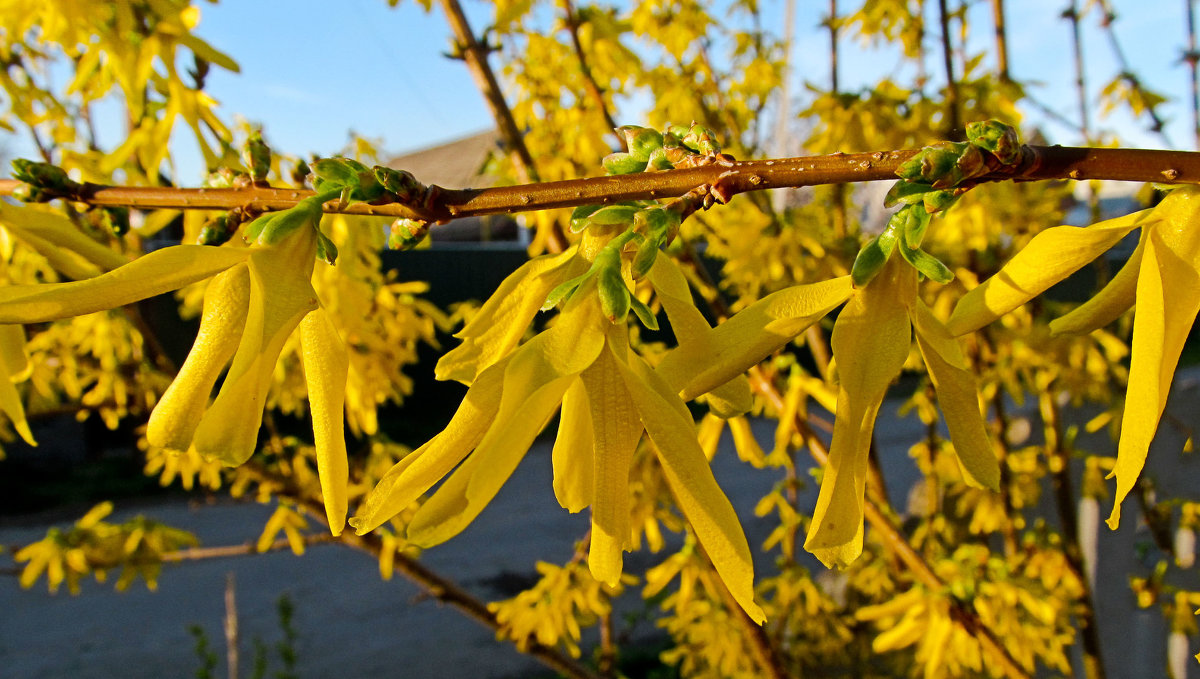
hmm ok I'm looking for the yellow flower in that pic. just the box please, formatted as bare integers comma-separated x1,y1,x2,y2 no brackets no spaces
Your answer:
947,186,1200,529
807,255,999,568
0,224,351,534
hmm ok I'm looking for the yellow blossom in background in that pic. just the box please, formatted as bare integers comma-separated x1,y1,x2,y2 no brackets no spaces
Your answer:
948,186,1200,529
808,255,999,568
0,219,352,535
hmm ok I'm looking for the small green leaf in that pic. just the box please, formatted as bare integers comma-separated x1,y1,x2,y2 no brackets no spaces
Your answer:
569,205,604,232
602,152,648,175
588,205,640,226
897,239,954,284
597,267,631,323
629,294,659,331
851,224,899,287
542,271,592,311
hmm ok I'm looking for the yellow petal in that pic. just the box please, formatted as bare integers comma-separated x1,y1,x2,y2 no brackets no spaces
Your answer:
946,210,1149,336
0,324,33,446
647,256,751,417
0,203,129,272
0,245,249,323
658,276,854,402
614,343,765,623
583,328,644,586
350,355,510,535
300,308,350,536
552,378,595,513
805,260,911,568
1109,221,1200,528
1050,228,1146,336
407,284,609,547
911,300,999,490
192,231,319,466
728,416,767,468
435,248,579,384
147,264,249,452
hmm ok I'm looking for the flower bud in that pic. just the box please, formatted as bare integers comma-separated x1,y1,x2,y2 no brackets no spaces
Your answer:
387,218,430,250
198,215,235,246
373,166,424,204
243,131,271,183
10,183,47,203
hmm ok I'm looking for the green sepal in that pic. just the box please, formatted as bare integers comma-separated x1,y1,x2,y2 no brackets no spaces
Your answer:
632,236,661,278
310,158,358,189
542,270,593,311
256,196,324,245
629,294,659,331
899,204,932,249
569,205,604,233
883,180,933,208
603,152,648,175
588,205,640,226
315,229,339,265
596,266,631,323
922,189,960,214
897,238,954,284
850,223,899,287
244,212,277,242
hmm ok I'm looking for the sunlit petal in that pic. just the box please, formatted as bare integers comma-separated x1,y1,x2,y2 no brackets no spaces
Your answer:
435,247,579,384
658,276,853,402
946,210,1149,336
300,308,350,536
1109,223,1200,528
0,245,249,323
583,328,644,586
647,256,751,416
0,324,33,445
0,203,129,273
193,231,319,466
407,285,609,547
351,355,511,535
614,343,765,623
911,300,999,490
1050,228,1146,336
146,264,249,452
806,260,911,568
552,378,594,513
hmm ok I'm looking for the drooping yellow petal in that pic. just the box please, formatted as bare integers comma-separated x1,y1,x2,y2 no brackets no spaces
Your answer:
406,284,609,547
647,256,751,417
614,344,765,623
946,210,1150,336
910,299,999,490
805,260,912,568
0,245,250,323
435,248,579,384
552,378,595,513
300,308,350,536
0,203,129,273
146,264,250,452
1050,228,1146,336
658,276,854,402
0,324,34,445
192,231,319,466
351,355,511,535
583,327,644,586
1109,193,1200,529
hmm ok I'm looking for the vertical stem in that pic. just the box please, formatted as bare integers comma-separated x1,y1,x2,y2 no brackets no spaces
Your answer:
437,0,540,184
1065,0,1091,143
1040,392,1108,679
828,0,849,238
990,0,1011,81
598,609,617,678
1186,0,1200,149
937,0,963,138
560,0,619,134
224,571,239,679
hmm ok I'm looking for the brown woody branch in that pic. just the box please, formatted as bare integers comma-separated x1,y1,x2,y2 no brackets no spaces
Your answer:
2,146,1197,224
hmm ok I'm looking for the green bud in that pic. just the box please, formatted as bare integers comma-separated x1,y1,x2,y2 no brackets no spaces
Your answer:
243,131,271,183
897,141,968,188
897,239,954,284
683,123,721,156
10,183,47,203
850,223,899,287
966,119,1022,165
597,266,631,323
11,159,77,194
631,236,661,278
198,215,235,246
588,205,639,226
570,205,604,233
619,126,664,162
954,144,987,183
664,123,691,140
883,180,932,208
602,152,648,175
645,147,675,171
386,218,431,250
256,196,323,245
244,212,276,242
310,158,358,190
373,166,424,204
900,204,932,248
291,159,311,187
922,189,959,214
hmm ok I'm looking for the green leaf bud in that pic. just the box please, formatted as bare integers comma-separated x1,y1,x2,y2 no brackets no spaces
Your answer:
602,152,648,175
10,183,48,203
11,159,78,194
243,131,271,183
619,126,664,162
954,144,987,182
645,147,675,171
310,158,359,190
198,215,235,246
373,166,424,204
683,123,721,156
897,141,968,188
966,119,1022,165
386,218,431,250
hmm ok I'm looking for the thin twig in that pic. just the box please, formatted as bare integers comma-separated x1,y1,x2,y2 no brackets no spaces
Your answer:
1064,0,1092,143
1095,0,1172,145
1185,0,1200,149
991,0,1011,81
937,0,962,139
560,0,619,134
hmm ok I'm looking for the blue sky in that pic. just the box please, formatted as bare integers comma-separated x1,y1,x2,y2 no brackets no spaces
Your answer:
8,1,1193,180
